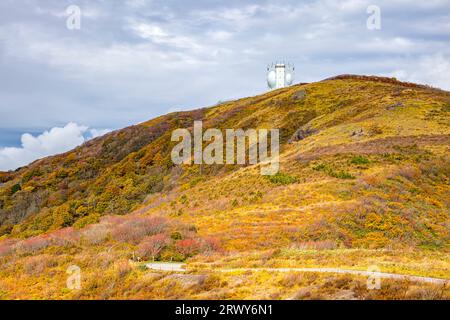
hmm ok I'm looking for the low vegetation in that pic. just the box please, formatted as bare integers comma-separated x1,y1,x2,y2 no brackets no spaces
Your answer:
0,75,448,299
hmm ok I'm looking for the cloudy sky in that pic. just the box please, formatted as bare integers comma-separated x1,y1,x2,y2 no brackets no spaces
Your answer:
0,0,449,170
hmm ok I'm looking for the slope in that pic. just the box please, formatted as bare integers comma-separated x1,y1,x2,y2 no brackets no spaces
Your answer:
0,75,449,299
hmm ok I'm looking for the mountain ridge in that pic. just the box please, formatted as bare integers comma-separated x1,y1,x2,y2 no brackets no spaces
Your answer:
0,75,448,243
1,74,447,175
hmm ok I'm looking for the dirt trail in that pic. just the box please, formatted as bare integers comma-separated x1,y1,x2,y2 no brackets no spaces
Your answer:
216,267,449,285
146,262,186,272
150,263,449,285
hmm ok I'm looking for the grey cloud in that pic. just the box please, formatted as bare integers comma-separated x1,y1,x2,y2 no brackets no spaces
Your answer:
0,0,449,168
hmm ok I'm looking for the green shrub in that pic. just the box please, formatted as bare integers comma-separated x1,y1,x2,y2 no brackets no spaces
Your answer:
189,177,204,187
179,194,188,204
160,249,185,262
73,214,101,229
10,183,21,195
312,163,355,179
330,171,355,179
312,163,326,171
0,224,13,237
170,209,183,217
351,156,370,165
266,172,298,185
170,231,183,240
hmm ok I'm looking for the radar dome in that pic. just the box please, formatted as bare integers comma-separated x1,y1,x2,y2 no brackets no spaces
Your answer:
285,72,293,85
267,71,276,89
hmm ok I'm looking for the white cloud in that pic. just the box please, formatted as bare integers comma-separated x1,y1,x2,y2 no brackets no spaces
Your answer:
387,53,450,90
89,128,112,139
338,0,369,12
204,5,260,22
0,123,110,171
208,30,233,41
125,0,152,9
357,37,415,53
35,4,103,19
129,22,204,52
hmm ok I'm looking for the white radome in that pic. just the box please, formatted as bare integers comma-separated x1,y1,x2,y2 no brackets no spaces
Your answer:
285,72,293,85
267,70,276,89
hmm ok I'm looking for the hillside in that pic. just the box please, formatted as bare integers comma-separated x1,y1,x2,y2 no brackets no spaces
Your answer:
0,75,449,299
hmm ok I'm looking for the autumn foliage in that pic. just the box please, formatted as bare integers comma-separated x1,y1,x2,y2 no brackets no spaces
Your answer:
0,76,448,299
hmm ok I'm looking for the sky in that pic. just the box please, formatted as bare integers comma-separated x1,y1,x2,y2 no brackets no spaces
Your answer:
0,0,449,170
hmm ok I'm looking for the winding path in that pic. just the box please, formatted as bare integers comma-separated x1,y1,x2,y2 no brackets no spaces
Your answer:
217,267,449,285
146,263,449,285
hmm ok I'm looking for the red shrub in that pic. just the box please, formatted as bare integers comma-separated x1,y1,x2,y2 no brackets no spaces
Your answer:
397,165,420,181
82,224,110,245
23,254,54,276
17,236,51,254
202,237,222,253
176,239,202,257
111,216,167,244
137,234,169,260
48,227,80,246
101,215,123,225
295,240,337,250
0,240,16,257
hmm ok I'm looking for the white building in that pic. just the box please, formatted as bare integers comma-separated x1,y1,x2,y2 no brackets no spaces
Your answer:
267,62,295,89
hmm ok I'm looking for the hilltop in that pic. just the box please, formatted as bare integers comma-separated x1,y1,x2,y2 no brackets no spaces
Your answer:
0,75,449,299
